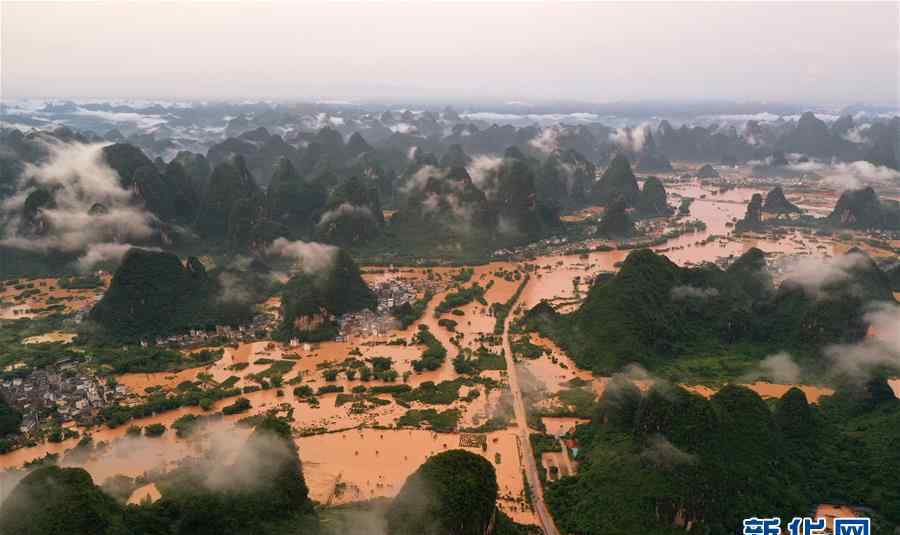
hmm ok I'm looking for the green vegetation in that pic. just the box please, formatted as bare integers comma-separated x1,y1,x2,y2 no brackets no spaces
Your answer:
434,283,486,316
368,384,413,395
144,423,166,437
386,449,498,535
100,382,243,428
391,291,433,329
452,267,475,283
0,465,125,535
87,249,258,342
395,379,464,405
510,336,547,360
58,274,103,290
411,325,448,372
552,387,596,418
545,378,900,534
397,409,461,432
172,414,201,438
592,154,640,206
87,346,222,374
524,248,894,375
250,359,295,382
221,397,251,415
453,346,506,374
275,248,376,341
437,318,458,331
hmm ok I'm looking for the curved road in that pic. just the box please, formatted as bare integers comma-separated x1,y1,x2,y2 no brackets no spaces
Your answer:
501,279,561,535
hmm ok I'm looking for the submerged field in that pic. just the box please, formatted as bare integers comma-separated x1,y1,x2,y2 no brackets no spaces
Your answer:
2,166,899,529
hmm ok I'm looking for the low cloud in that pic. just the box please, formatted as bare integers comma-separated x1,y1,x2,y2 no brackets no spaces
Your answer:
640,435,697,468
670,285,720,301
741,351,802,384
609,123,651,153
825,302,900,381
216,271,254,304
780,252,871,299
317,202,375,227
71,108,168,131
402,165,446,194
76,242,156,272
788,160,900,191
389,122,417,134
841,124,871,145
0,140,157,254
266,237,338,273
529,127,561,154
466,155,503,198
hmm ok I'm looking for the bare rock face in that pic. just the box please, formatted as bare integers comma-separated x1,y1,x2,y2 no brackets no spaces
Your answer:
293,307,330,332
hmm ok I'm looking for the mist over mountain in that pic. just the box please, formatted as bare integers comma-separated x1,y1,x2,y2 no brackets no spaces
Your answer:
523,248,896,374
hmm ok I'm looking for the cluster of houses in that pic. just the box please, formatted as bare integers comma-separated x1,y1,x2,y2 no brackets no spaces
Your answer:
0,363,130,434
143,311,281,348
492,236,570,259
336,278,422,340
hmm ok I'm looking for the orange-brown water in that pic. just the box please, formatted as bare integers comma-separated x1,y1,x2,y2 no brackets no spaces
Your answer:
0,275,109,319
1,180,890,518
296,428,534,523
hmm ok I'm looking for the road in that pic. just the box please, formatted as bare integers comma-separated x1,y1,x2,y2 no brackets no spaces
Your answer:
501,279,562,535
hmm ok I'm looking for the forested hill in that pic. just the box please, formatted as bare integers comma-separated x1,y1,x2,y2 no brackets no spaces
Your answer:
0,418,535,535
546,378,900,534
523,247,895,374
87,248,263,342
276,247,377,341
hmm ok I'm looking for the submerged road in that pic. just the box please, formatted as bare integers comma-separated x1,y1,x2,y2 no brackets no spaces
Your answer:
501,279,561,535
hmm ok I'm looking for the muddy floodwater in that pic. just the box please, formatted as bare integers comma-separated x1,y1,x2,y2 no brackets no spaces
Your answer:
297,428,533,522
0,275,108,320
2,175,898,524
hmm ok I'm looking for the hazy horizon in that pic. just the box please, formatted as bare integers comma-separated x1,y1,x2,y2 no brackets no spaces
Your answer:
2,2,899,107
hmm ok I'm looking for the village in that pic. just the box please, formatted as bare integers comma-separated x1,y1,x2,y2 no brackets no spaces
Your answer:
0,364,130,435
335,277,422,340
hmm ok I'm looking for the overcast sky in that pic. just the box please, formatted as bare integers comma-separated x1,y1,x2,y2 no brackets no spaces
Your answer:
2,1,898,106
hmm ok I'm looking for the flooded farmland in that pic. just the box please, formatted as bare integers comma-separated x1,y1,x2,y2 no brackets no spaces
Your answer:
2,173,898,525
